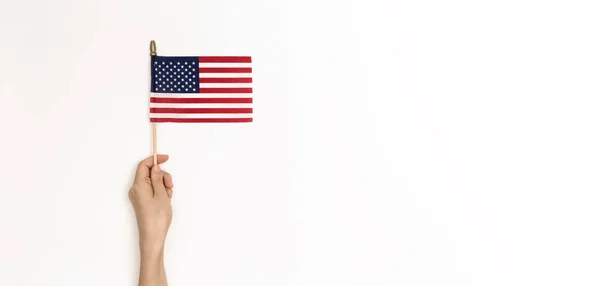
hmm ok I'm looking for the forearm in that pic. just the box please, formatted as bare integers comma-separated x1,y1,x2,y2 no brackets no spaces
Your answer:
138,243,167,286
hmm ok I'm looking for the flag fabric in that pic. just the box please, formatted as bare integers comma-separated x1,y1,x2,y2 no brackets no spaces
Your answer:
150,56,253,123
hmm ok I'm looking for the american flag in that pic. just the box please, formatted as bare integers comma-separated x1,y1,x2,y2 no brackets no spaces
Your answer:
150,56,253,123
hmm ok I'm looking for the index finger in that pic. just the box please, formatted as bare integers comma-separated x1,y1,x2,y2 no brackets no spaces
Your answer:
135,154,169,183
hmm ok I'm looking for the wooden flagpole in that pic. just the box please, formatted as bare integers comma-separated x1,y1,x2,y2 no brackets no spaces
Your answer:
150,40,158,166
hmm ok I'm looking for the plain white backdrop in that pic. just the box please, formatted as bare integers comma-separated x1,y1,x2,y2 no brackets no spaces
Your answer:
1,0,600,285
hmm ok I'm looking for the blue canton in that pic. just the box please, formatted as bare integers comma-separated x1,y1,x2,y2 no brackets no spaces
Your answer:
151,56,199,93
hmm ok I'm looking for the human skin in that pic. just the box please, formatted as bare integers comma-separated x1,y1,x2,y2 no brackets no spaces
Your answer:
129,155,174,286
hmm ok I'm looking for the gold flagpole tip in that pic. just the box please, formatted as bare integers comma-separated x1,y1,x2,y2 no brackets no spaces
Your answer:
150,40,157,56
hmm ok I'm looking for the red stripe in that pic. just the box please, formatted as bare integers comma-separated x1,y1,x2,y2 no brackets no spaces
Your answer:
200,88,252,93
199,67,252,73
198,56,251,63
151,118,253,123
151,97,252,104
199,77,252,83
150,108,252,114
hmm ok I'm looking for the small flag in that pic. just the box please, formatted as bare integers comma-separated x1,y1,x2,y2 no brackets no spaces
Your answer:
150,56,253,123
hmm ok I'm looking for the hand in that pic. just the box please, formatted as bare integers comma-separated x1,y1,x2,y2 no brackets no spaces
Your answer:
129,155,174,248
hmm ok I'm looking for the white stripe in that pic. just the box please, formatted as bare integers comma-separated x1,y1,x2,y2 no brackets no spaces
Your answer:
200,73,252,78
198,62,252,68
150,113,252,118
198,73,252,78
151,93,253,98
150,103,252,108
198,83,252,88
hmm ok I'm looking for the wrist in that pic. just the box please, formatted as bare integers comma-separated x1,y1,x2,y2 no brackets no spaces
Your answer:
139,238,165,253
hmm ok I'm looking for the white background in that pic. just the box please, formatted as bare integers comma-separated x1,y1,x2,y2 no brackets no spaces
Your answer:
1,0,600,285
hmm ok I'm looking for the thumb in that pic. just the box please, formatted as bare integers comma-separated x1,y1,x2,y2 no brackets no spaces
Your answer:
151,165,167,198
